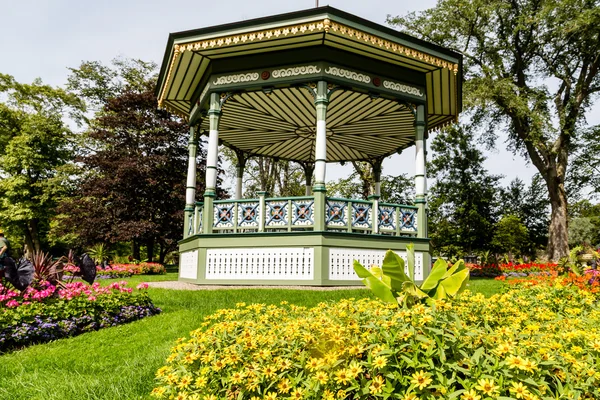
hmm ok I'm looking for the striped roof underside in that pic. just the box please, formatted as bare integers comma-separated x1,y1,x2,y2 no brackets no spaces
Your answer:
199,88,417,162
159,19,459,132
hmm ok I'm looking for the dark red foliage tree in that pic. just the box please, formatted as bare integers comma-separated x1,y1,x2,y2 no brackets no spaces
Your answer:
61,81,225,262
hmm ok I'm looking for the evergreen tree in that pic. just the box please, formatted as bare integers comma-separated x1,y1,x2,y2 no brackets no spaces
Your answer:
501,175,550,253
428,125,502,257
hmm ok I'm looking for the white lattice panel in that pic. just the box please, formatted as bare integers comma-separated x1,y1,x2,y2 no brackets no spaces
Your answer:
206,247,314,280
180,250,198,279
329,248,424,281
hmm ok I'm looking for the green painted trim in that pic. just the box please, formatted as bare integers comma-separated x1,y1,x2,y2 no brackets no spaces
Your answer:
379,202,417,209
367,194,380,200
265,196,314,201
417,202,427,239
195,201,204,205
415,198,427,204
214,198,260,204
327,197,372,205
178,229,431,245
256,191,269,196
206,165,217,170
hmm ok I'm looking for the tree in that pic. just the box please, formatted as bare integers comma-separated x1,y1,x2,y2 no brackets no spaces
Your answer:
221,149,307,197
491,215,530,257
500,175,550,253
571,125,600,199
568,217,596,246
327,172,414,204
389,0,600,259
569,199,600,246
428,125,502,257
59,59,223,262
243,158,305,197
0,74,84,255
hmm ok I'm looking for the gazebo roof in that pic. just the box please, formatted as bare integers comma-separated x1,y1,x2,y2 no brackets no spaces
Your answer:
156,6,462,162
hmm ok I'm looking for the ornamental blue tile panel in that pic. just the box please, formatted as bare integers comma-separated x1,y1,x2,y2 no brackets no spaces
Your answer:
352,203,372,229
214,203,235,228
378,205,396,230
326,200,348,227
292,200,314,226
266,200,288,227
237,201,260,228
400,208,417,231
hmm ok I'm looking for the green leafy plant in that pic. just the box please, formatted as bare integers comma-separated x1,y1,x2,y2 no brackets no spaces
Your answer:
353,243,469,307
87,243,112,265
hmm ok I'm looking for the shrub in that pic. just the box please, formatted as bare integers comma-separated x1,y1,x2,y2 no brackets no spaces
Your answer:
153,285,600,399
0,281,160,351
64,262,166,279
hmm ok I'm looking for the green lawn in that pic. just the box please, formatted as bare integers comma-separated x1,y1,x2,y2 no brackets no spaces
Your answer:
0,276,505,400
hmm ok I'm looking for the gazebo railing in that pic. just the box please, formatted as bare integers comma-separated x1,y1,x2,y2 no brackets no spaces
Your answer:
189,195,417,236
325,197,418,235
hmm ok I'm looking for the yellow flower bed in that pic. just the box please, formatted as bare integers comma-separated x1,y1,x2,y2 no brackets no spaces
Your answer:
153,284,600,400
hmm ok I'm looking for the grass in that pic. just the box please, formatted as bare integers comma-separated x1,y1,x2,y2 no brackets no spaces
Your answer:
0,276,506,400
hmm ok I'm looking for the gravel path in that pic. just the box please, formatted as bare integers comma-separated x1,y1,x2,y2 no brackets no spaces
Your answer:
147,281,366,291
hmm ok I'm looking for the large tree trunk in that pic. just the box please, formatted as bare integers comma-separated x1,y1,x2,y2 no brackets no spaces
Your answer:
28,219,42,252
543,165,569,261
146,239,154,262
132,240,141,261
23,230,35,259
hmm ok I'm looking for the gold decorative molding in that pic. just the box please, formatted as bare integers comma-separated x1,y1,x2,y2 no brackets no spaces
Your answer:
329,22,459,75
158,17,460,111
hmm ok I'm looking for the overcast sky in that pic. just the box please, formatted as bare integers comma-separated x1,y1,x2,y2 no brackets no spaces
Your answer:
2,0,596,189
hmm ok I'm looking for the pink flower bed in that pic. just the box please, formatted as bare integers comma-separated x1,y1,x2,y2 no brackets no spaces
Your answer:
65,262,166,279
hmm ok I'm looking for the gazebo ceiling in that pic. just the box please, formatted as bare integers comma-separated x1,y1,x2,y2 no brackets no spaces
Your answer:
156,7,463,134
199,88,416,162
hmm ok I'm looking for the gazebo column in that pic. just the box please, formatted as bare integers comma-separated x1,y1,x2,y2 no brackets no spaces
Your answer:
313,81,329,231
415,105,427,238
202,93,222,234
368,158,383,234
183,126,198,237
300,162,315,196
234,150,246,200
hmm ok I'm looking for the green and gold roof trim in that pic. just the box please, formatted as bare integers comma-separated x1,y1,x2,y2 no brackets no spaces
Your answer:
156,6,462,131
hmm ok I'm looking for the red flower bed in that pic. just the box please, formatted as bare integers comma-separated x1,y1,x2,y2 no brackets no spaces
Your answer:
468,262,558,278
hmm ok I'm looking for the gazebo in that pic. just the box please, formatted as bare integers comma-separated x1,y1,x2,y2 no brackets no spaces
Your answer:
156,6,462,285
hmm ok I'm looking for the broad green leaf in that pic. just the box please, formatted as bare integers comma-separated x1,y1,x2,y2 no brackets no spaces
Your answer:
353,261,397,304
381,250,410,291
442,260,460,278
420,258,449,291
354,260,376,279
431,283,447,300
370,266,384,279
440,268,470,296
402,281,429,299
